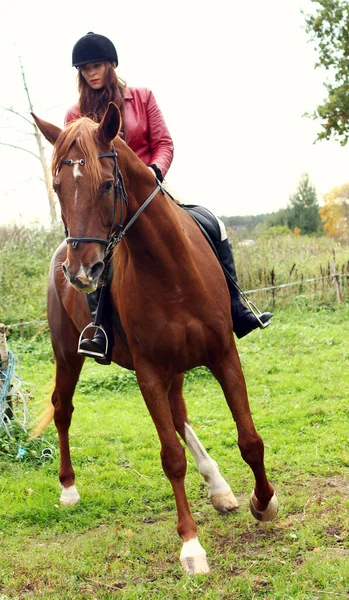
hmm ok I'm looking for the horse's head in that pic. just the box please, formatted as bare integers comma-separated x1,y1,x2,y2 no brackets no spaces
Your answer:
32,103,124,293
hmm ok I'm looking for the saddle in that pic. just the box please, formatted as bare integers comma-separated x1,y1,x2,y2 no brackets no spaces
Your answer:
181,204,222,256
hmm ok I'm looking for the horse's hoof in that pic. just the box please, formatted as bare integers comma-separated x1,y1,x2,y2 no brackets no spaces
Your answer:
180,538,210,575
60,484,80,506
210,489,239,513
250,491,278,522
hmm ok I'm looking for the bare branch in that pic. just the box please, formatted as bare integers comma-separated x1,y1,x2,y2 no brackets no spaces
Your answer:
0,105,34,127
0,126,35,136
0,55,58,224
0,142,40,160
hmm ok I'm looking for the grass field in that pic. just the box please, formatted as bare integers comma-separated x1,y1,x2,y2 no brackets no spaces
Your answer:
1,305,349,599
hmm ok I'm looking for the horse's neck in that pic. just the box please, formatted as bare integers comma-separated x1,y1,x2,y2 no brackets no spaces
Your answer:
124,184,189,269
117,148,191,270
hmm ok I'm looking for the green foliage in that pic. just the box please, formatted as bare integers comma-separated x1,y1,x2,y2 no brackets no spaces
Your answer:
264,207,293,230
0,224,64,328
0,419,56,466
304,0,349,144
260,225,292,238
288,173,322,234
77,368,139,394
233,232,349,308
264,174,322,235
220,214,266,239
221,175,323,238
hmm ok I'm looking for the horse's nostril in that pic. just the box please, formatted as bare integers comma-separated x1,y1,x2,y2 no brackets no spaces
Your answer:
62,263,67,276
90,261,105,281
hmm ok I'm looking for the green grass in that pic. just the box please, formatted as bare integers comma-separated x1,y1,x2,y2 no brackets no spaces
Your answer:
1,306,349,598
234,234,349,310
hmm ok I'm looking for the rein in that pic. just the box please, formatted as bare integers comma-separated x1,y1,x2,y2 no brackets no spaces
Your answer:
61,146,164,257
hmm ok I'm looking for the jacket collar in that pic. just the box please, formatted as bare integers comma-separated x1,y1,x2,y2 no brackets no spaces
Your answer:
123,86,133,100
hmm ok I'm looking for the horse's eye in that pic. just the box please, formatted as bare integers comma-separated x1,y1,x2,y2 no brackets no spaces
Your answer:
104,182,114,194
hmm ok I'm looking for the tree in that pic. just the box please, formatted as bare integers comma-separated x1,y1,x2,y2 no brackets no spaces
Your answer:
0,56,57,224
264,207,293,230
287,173,322,234
304,0,349,145
320,182,349,237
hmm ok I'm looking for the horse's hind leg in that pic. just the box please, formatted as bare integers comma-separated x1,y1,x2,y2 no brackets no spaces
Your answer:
135,362,209,574
211,347,278,522
168,374,239,513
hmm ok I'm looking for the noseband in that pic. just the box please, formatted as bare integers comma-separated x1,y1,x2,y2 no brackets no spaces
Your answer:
61,146,164,258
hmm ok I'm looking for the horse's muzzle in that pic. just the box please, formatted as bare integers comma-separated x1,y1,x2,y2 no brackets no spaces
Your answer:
62,260,104,293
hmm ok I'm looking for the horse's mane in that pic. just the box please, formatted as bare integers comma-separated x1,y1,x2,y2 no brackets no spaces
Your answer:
52,118,102,192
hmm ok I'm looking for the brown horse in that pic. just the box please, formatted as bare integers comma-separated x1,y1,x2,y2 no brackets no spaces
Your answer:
32,103,277,574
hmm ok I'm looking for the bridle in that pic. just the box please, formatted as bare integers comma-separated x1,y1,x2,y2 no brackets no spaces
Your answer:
61,144,164,258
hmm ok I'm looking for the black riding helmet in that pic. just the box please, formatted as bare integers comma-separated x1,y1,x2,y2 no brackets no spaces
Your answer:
72,32,118,68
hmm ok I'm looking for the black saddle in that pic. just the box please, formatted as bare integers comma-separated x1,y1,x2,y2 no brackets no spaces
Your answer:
181,204,221,256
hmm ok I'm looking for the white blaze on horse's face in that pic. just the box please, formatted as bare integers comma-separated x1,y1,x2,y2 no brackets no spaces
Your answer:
73,162,83,204
73,162,83,180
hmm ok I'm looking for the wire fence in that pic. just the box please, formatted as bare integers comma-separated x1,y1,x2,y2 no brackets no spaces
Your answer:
5,269,348,338
246,273,347,295
240,258,349,309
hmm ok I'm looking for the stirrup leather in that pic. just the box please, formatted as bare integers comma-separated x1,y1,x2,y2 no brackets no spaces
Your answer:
77,323,109,357
235,284,270,329
220,261,270,330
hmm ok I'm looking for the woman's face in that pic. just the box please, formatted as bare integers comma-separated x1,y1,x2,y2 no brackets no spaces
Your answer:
79,62,107,89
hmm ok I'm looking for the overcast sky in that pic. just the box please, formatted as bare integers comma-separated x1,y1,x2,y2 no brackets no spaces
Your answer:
1,0,348,226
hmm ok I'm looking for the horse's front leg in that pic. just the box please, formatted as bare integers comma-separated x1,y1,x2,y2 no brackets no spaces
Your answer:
51,342,84,506
168,374,239,513
211,344,278,522
135,362,210,575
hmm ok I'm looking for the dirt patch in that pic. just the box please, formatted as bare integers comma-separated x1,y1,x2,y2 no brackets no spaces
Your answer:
323,475,349,495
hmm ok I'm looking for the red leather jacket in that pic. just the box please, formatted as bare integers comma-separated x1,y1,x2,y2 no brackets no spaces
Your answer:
64,87,174,178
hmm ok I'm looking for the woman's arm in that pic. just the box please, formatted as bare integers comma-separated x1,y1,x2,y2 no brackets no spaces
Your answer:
64,104,80,126
146,90,174,179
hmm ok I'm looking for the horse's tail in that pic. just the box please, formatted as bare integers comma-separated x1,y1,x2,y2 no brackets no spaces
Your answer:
29,380,55,440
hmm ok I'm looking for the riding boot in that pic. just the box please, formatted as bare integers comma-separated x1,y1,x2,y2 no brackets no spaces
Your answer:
78,285,114,365
217,239,273,339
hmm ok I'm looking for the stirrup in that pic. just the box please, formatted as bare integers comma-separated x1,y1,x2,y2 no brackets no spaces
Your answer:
245,298,270,329
77,323,109,357
234,283,270,329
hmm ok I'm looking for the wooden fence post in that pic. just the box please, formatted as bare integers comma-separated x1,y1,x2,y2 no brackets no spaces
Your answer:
0,323,9,369
330,259,341,303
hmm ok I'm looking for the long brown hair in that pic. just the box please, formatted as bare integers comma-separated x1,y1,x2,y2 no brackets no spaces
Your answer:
78,61,126,128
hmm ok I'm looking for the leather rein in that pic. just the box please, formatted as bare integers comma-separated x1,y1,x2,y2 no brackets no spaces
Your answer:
61,145,164,258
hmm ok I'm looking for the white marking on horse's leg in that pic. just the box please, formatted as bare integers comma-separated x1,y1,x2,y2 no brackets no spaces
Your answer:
60,484,80,506
184,423,239,512
180,537,210,574
250,491,278,522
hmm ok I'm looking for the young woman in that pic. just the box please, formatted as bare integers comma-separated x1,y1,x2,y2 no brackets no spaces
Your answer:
66,32,272,362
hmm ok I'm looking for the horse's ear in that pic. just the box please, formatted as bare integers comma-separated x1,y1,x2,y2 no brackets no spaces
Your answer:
97,102,122,145
31,113,62,145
